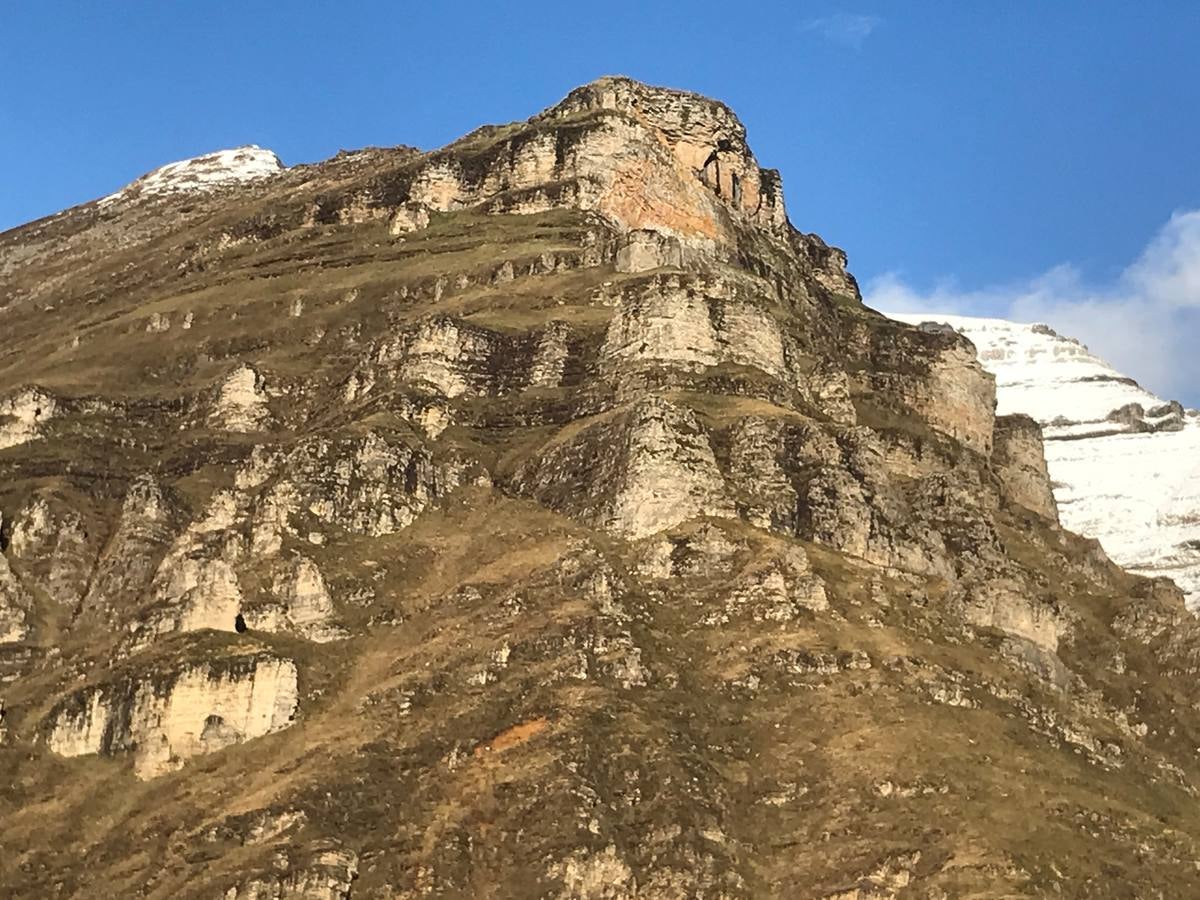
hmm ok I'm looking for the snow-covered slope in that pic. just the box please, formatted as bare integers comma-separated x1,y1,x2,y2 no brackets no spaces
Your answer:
890,313,1200,608
100,145,283,204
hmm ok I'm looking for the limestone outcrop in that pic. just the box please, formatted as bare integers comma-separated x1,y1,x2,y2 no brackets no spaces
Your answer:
137,490,249,643
0,387,56,450
544,77,789,237
7,493,96,609
0,551,29,644
45,653,298,779
599,274,791,386
857,319,997,454
993,414,1059,521
390,75,785,253
614,228,683,273
79,475,177,627
212,364,271,432
513,397,735,539
255,556,345,643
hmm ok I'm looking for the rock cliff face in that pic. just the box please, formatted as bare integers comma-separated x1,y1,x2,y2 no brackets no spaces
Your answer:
991,413,1059,523
890,314,1200,608
3,77,1200,897
46,652,298,779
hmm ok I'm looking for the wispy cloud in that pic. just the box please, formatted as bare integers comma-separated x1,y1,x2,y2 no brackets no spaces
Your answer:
802,13,882,49
864,210,1200,406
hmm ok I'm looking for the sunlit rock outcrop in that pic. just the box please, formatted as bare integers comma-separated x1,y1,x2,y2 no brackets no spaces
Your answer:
992,414,1059,522
0,387,56,450
212,364,271,432
222,847,358,900
0,549,30,644
45,653,298,779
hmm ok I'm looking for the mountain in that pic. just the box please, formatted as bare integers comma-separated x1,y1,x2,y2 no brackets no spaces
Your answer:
6,77,1200,897
99,145,285,204
888,314,1200,610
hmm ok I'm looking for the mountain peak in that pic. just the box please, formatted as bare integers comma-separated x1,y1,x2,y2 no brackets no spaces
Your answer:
546,75,748,141
100,144,284,205
546,76,782,233
399,76,790,249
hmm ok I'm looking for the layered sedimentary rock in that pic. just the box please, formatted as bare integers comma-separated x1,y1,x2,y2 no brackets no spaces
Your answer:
223,847,359,900
46,653,298,779
992,414,1059,522
3,78,1200,897
515,397,737,539
890,313,1200,608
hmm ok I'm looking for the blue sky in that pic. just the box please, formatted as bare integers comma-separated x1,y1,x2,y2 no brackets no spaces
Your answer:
4,1,1199,403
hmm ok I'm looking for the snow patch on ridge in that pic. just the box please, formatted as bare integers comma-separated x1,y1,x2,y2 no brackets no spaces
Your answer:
100,145,283,205
889,312,1200,609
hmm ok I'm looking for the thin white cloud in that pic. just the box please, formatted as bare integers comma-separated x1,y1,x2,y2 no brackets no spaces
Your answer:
864,210,1200,406
802,13,882,49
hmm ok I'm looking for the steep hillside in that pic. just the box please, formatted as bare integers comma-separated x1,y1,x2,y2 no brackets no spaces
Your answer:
4,78,1200,898
889,314,1200,609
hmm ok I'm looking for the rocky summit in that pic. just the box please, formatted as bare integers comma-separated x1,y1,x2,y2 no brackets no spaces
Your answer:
3,77,1200,898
